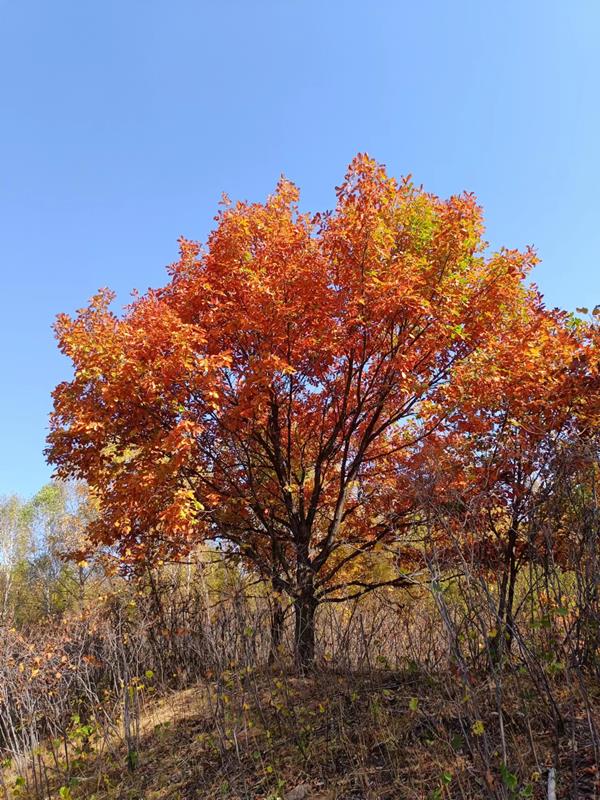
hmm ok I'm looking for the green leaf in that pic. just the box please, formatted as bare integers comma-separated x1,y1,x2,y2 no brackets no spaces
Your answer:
500,763,518,791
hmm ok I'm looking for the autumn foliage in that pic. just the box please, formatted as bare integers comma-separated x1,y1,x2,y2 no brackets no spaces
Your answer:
47,155,597,665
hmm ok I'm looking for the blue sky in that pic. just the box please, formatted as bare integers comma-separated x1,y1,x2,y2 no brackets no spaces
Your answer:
1,0,599,498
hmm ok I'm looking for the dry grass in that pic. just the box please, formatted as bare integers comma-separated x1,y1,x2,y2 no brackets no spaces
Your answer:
2,556,600,799
10,665,595,800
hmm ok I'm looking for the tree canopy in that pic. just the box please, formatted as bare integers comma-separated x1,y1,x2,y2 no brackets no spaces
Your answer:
47,155,595,664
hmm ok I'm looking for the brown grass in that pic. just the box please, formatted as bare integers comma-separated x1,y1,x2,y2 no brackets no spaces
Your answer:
11,664,595,800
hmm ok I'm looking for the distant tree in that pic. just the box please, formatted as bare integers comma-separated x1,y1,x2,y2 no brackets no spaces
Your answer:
0,496,30,623
22,481,97,619
47,155,538,666
0,482,96,626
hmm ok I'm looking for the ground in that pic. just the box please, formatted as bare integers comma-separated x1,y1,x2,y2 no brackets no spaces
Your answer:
26,667,597,800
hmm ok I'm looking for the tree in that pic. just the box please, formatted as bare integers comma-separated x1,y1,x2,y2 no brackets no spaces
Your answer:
0,496,31,623
0,482,97,626
417,298,591,659
47,154,536,666
25,481,98,618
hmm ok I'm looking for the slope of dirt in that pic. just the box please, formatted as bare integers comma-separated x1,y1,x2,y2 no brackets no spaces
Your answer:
12,667,596,800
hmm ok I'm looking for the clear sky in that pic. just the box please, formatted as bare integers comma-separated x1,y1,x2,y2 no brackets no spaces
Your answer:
1,0,599,498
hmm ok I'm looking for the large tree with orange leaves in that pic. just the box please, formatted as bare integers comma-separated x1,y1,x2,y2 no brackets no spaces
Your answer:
47,155,537,665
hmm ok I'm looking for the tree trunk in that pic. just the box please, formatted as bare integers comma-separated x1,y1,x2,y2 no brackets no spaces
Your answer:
268,582,285,665
504,553,518,653
294,591,317,670
491,526,518,666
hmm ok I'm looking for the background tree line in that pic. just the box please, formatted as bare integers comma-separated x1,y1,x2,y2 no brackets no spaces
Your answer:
0,482,96,627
